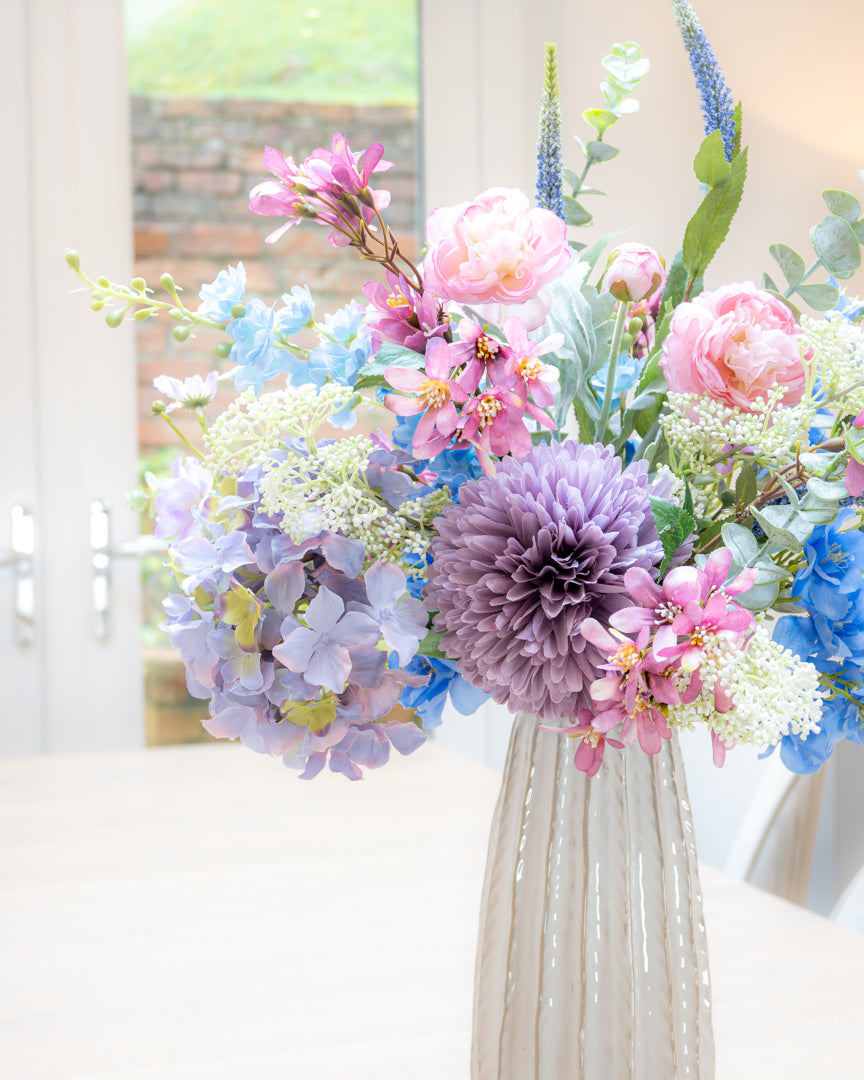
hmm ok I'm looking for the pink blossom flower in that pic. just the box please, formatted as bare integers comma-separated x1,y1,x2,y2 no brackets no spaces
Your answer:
362,270,447,352
661,282,807,412
250,136,392,246
498,316,562,412
541,707,620,778
610,548,756,670
603,243,665,303
459,385,530,465
383,338,469,458
422,187,571,330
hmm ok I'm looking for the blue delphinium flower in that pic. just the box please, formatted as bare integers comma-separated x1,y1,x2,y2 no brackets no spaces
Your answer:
227,287,314,392
776,660,864,774
197,263,247,322
291,301,377,388
391,411,483,496
672,0,736,161
590,351,643,411
827,276,864,322
535,43,564,220
398,655,492,729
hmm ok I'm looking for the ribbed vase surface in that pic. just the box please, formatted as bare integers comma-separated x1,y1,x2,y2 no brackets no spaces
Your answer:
472,712,715,1079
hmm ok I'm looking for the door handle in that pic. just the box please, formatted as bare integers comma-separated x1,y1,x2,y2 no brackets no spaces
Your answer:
90,500,167,642
1,505,36,646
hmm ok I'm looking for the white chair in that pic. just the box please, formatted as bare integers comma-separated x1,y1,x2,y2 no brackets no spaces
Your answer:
831,866,864,933
724,754,827,906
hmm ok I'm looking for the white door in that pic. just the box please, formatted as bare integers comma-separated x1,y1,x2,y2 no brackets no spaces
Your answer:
0,0,143,754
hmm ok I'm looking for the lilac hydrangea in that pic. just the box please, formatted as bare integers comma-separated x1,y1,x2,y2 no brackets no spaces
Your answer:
425,440,665,721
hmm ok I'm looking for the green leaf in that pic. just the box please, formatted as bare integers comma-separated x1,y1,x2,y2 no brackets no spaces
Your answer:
582,108,618,137
721,522,758,564
855,219,864,245
682,147,748,279
563,196,593,227
810,215,861,279
354,344,424,390
846,425,864,466
769,242,806,289
734,579,781,612
761,271,781,292
416,628,446,658
542,262,613,436
283,696,337,735
649,497,696,575
578,230,627,273
803,476,848,502
731,102,743,158
735,463,758,505
585,140,619,164
794,282,840,311
692,130,731,187
823,189,861,223
563,167,583,194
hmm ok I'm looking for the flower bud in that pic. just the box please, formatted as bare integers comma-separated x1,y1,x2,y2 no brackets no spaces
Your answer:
131,277,147,293
173,325,191,342
64,249,81,271
604,243,665,303
214,341,233,360
105,308,125,328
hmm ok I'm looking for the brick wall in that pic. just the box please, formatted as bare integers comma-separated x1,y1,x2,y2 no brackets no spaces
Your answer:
131,97,420,453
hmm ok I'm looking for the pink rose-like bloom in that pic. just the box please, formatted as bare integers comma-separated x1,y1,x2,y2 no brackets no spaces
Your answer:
661,282,807,412
603,243,665,303
422,187,570,330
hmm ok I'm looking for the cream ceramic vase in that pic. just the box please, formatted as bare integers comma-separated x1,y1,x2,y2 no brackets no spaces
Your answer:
471,712,715,1079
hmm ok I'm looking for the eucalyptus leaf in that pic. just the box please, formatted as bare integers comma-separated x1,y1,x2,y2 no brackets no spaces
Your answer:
563,196,593,227
734,579,781,612
721,521,758,563
585,140,620,164
769,242,806,289
682,148,748,279
846,425,864,466
794,282,841,311
809,215,861,279
804,476,849,501
582,108,618,136
855,219,864,245
761,271,780,293
822,189,861,223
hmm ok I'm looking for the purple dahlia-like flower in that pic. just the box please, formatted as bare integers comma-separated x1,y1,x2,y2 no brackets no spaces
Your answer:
425,441,665,721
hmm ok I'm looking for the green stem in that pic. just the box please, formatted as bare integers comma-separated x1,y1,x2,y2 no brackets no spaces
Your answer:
160,413,205,458
784,258,822,299
596,302,630,443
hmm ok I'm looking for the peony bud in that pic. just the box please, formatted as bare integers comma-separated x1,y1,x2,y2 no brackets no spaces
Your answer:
603,243,665,303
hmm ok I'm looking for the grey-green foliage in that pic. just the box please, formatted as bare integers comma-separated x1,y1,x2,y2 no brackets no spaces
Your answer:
563,42,650,234
764,183,864,311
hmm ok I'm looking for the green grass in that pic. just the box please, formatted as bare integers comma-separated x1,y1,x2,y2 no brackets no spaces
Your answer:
125,0,418,105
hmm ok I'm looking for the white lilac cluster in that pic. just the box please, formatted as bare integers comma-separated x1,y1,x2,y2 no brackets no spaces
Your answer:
258,436,449,569
203,382,358,476
660,390,816,470
670,624,823,749
800,313,864,416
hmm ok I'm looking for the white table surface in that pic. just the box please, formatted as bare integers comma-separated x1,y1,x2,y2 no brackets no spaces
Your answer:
1,740,863,1079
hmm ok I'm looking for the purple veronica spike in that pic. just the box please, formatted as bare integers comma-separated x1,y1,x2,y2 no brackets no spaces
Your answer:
425,441,664,721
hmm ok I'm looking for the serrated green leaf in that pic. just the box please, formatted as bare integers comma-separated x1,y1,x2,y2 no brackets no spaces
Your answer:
732,102,743,158
735,463,758,505
585,140,619,164
563,196,593,227
693,130,731,187
649,497,696,575
721,522,758,564
769,242,807,288
810,215,861,279
823,189,861,223
682,147,748,279
794,282,841,311
660,249,688,309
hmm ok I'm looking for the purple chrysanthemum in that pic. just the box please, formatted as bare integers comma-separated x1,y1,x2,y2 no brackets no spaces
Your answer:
425,441,665,720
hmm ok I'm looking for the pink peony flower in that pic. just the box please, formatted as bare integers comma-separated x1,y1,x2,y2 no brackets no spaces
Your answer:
422,187,571,330
603,243,665,303
661,282,807,412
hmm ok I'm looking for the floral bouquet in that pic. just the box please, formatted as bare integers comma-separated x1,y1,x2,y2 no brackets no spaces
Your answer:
68,0,864,782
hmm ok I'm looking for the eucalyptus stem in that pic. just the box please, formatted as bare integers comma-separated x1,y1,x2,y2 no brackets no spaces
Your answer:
596,301,631,443
784,258,822,299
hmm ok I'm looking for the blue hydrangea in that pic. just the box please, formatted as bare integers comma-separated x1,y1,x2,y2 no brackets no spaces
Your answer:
391,411,483,496
776,661,864,774
398,655,491,729
197,263,247,322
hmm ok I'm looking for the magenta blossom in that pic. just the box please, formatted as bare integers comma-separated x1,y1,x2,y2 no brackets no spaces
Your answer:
250,135,392,246
498,316,562,412
362,269,448,352
610,547,756,670
541,707,622,778
383,337,469,458
458,385,531,467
